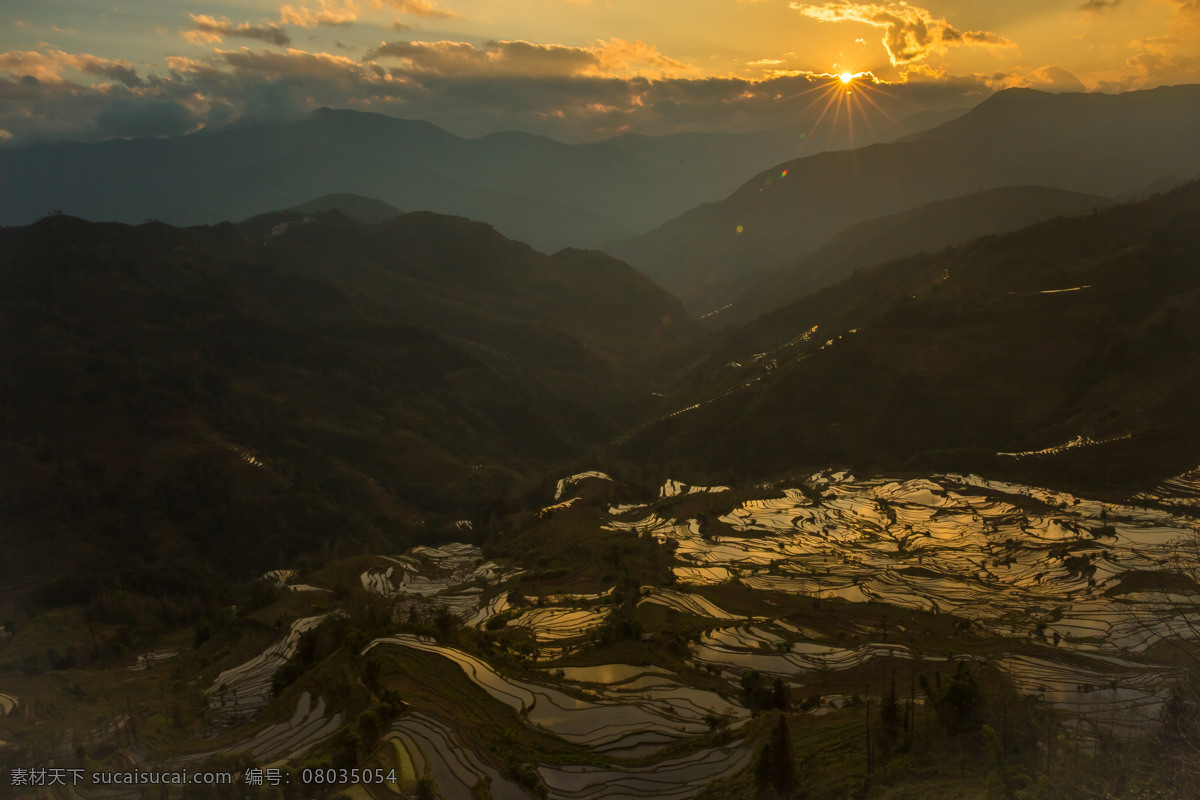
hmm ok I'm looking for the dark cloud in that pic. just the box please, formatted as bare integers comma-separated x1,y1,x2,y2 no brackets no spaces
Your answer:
88,61,142,87
0,48,142,87
1079,0,1121,10
95,99,200,138
184,15,292,47
364,39,600,76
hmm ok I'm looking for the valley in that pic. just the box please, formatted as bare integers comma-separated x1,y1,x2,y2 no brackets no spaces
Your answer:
3,83,1200,800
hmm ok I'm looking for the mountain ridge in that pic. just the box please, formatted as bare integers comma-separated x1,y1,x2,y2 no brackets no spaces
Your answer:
611,180,1200,494
0,210,699,591
717,184,1112,325
0,109,819,253
605,85,1200,317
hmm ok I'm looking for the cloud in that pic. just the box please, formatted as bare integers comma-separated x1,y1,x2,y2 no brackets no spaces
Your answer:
1118,0,1200,85
1079,0,1121,10
1026,65,1086,92
790,1,1014,65
183,15,291,47
376,0,462,18
365,38,692,78
218,46,385,83
280,0,360,27
275,0,461,28
0,48,142,86
0,42,995,147
592,39,693,76
1125,35,1200,84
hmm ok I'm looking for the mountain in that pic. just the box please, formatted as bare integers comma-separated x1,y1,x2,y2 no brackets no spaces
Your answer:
606,85,1200,317
0,91,991,256
289,193,402,223
0,109,835,254
718,185,1111,325
878,106,971,140
611,181,1200,494
0,210,698,593
0,112,631,252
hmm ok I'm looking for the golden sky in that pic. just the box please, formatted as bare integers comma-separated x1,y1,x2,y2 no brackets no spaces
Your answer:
1,0,1197,144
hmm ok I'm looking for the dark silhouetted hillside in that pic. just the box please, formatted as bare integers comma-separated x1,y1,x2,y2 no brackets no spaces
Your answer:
611,181,1200,494
720,185,1111,325
290,193,402,223
0,211,698,595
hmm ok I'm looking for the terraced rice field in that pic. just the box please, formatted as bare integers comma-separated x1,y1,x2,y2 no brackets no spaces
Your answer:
387,713,530,800
539,498,581,517
228,691,342,763
364,636,744,757
638,587,757,621
555,472,613,501
538,744,753,800
618,473,1200,654
128,649,179,671
361,566,400,596
167,691,342,771
552,664,751,730
991,653,1181,736
659,479,731,499
1135,465,1200,508
465,593,511,628
262,569,298,588
207,613,341,726
177,470,1200,798
691,625,959,679
359,545,521,628
599,472,1200,731
354,468,1199,799
506,608,613,642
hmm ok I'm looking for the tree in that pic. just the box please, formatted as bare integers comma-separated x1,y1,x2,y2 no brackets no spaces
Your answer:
770,715,794,797
415,778,437,800
330,727,360,770
771,677,789,711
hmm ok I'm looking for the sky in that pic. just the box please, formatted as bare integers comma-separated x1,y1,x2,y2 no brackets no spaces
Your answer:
1,0,1198,146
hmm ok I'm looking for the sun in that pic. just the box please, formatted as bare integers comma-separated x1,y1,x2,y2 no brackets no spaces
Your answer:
838,72,854,85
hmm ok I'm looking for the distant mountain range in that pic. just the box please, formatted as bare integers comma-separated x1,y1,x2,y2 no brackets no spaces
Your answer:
607,85,1200,318
612,180,1200,494
0,103,954,254
290,193,402,224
